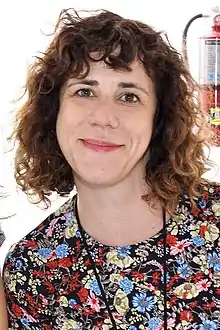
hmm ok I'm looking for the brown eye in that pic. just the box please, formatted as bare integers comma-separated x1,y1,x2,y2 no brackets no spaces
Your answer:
76,89,94,97
120,93,139,103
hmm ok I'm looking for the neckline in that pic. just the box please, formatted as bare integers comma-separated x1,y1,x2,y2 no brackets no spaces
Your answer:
73,194,169,329
72,194,172,249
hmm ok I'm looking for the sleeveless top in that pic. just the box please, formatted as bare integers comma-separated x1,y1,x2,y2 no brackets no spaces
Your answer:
3,184,220,330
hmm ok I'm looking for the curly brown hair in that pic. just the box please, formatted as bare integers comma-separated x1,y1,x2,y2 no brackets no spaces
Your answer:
13,8,212,213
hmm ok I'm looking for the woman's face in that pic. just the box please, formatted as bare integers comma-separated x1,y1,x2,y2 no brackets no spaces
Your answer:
56,60,157,188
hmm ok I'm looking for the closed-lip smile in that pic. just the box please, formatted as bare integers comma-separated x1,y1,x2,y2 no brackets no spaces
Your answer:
81,139,123,152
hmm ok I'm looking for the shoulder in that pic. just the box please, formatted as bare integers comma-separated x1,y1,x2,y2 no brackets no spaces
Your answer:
2,197,77,327
172,182,220,243
192,182,219,218
169,182,220,239
3,196,76,271
199,182,220,203
178,182,220,218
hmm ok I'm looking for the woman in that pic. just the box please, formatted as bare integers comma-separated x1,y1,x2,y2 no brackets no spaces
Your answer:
3,8,220,330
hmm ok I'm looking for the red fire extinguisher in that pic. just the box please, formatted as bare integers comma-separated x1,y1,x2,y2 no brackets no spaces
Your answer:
182,11,220,146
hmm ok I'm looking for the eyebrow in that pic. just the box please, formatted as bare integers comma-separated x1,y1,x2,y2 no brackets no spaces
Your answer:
66,79,149,95
118,82,149,95
67,79,98,89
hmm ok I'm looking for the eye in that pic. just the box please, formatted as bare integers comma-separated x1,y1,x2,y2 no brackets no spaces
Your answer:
120,93,140,103
76,88,95,98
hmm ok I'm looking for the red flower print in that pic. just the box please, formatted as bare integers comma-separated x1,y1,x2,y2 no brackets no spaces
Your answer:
77,288,88,302
32,270,44,278
192,272,204,282
189,301,199,308
46,260,58,269
43,324,52,330
166,234,178,247
152,272,160,285
169,296,178,307
200,225,208,238
11,303,22,318
203,301,216,310
43,281,55,294
59,257,72,268
23,240,38,249
131,271,144,280
180,310,193,322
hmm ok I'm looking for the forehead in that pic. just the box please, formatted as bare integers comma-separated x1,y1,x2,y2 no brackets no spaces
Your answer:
66,60,154,91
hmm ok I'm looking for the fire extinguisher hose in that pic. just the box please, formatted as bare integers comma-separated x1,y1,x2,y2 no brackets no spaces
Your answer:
182,14,204,67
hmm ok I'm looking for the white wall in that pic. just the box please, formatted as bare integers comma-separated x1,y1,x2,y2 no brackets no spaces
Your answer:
0,0,220,266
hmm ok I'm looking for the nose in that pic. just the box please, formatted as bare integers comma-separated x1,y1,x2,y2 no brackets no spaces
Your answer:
88,102,119,129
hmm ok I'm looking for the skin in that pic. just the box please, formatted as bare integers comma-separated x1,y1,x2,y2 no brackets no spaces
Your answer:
0,275,8,329
56,59,164,246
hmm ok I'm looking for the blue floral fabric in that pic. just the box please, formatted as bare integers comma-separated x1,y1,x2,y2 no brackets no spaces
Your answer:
3,184,220,329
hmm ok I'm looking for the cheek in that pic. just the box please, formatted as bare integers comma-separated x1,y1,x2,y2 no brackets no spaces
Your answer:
56,106,81,135
131,120,154,156
56,109,73,148
125,115,154,140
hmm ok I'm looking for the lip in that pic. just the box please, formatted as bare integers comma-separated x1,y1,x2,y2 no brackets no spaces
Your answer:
80,139,123,152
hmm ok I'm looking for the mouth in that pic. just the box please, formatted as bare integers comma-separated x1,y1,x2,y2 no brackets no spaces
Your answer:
80,139,123,152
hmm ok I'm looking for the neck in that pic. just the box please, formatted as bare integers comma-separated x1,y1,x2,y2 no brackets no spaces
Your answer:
75,174,163,246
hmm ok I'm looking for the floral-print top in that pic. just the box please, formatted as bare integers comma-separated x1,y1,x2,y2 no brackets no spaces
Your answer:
3,184,220,330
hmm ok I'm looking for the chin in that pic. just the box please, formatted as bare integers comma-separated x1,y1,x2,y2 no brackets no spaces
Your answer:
75,171,122,188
